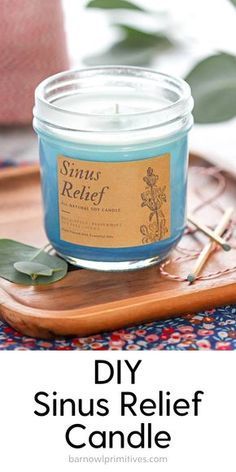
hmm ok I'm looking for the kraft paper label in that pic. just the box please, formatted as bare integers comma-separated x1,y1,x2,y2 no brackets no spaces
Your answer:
57,154,171,248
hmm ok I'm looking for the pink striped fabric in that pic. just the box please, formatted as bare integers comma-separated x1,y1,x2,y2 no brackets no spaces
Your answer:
0,0,68,124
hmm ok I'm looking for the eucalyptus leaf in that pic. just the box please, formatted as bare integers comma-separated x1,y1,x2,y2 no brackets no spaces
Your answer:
114,24,172,49
14,261,54,280
87,0,145,11
0,239,68,285
186,53,236,123
85,25,172,66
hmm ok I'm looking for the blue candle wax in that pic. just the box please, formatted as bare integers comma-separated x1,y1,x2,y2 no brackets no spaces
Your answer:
34,67,193,271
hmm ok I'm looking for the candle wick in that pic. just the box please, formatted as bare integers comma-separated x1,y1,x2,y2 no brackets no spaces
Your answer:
115,103,120,114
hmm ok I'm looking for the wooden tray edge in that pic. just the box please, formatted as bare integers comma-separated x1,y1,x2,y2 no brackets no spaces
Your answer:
1,281,236,339
0,164,40,181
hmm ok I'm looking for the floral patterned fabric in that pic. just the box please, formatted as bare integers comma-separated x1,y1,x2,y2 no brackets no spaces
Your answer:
0,305,235,350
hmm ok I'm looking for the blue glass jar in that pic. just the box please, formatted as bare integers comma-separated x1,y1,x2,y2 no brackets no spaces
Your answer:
33,67,193,271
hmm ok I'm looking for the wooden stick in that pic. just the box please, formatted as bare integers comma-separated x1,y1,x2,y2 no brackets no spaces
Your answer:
187,214,231,251
187,207,234,284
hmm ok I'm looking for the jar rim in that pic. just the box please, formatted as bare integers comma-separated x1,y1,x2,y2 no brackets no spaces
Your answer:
33,66,193,144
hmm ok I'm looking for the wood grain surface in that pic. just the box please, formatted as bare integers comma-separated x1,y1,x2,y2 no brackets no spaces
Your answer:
0,156,235,339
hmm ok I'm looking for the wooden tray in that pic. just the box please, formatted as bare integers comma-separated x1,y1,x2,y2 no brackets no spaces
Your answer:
0,156,236,339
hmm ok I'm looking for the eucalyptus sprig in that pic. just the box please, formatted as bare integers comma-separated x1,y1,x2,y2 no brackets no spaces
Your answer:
0,239,68,285
86,0,236,124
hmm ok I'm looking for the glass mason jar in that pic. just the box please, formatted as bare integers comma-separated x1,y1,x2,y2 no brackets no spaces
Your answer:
33,66,193,271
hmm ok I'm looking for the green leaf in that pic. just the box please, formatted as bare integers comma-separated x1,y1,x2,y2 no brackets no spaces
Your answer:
186,53,236,123
115,24,172,49
0,239,68,285
14,261,54,280
230,0,236,6
85,25,172,67
87,0,145,11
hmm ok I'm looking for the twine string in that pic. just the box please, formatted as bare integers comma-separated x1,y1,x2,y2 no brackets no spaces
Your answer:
159,166,236,282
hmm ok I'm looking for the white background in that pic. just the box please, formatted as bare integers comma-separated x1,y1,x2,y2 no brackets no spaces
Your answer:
0,352,234,471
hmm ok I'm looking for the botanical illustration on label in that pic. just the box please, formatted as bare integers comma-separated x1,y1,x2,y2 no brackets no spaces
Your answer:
57,154,170,248
140,167,168,244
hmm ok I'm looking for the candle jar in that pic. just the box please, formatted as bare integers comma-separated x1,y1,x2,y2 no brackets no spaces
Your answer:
33,66,193,271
